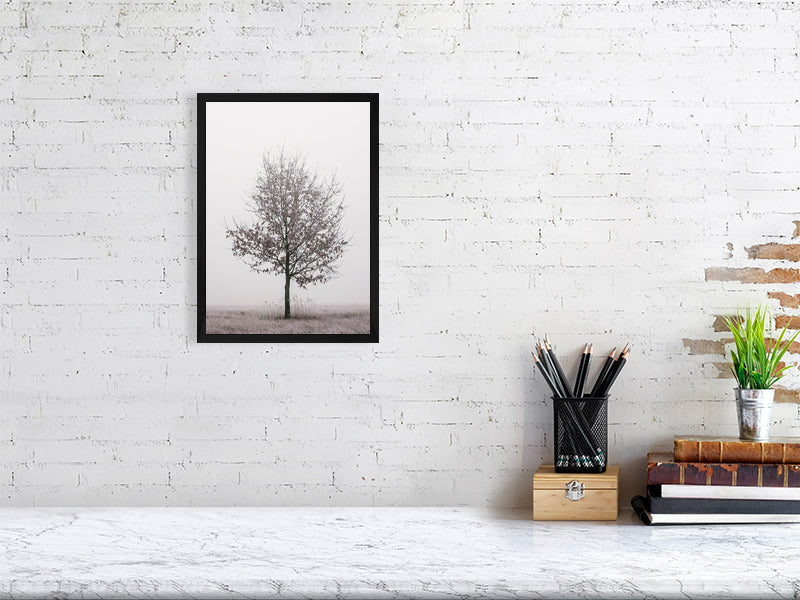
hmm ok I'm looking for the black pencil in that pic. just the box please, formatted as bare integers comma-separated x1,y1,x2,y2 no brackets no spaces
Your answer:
554,340,603,464
538,341,568,397
536,341,552,377
572,343,586,397
532,351,562,398
573,343,591,398
589,347,616,398
534,346,570,461
597,343,629,395
537,347,586,464
537,340,569,398
544,335,572,397
598,346,629,397
558,408,593,466
539,340,586,463
561,399,603,464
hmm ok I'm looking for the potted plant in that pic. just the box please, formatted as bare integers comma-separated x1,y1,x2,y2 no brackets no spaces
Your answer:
724,306,800,441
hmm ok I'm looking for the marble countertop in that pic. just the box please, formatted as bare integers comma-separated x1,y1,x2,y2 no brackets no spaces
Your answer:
1,507,798,599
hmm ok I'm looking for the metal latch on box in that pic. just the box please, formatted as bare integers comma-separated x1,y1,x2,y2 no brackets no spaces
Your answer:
565,480,585,501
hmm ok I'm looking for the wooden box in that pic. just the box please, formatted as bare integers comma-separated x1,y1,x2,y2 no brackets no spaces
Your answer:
533,465,619,521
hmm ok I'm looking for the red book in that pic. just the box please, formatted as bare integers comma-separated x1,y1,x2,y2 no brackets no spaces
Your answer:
647,452,800,487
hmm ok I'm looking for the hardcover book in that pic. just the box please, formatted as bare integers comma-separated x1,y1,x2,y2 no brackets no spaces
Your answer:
649,483,800,501
645,491,800,514
631,495,800,525
647,452,800,487
674,435,800,464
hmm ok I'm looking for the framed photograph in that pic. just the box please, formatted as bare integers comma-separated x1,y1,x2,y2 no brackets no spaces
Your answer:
197,93,378,343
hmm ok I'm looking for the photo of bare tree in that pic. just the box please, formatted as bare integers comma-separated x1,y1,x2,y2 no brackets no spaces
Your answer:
197,93,378,343
227,149,349,320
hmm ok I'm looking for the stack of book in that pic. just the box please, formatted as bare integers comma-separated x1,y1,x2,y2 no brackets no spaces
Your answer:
632,435,800,525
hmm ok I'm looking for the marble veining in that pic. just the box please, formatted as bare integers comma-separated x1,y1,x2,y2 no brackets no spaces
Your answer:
1,507,799,599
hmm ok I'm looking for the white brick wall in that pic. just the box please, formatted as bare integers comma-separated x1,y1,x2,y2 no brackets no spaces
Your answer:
1,0,800,507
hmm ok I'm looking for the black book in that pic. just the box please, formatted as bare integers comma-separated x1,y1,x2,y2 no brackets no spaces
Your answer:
647,492,800,514
631,495,800,525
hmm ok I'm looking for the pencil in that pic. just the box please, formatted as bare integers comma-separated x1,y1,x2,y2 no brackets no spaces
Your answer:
561,399,604,465
536,341,551,376
532,351,561,398
544,335,572,398
599,344,629,395
535,346,582,464
573,343,591,398
557,405,589,466
595,351,619,397
572,343,586,397
541,339,587,462
539,341,568,398
598,346,629,397
559,412,592,467
589,347,616,398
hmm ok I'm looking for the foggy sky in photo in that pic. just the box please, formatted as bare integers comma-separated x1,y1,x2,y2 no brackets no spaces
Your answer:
204,101,371,308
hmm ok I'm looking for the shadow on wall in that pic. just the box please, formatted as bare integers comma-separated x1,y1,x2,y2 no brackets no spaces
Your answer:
184,95,199,337
494,348,552,508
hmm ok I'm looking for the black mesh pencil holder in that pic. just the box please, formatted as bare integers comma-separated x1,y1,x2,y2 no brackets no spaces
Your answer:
553,396,608,473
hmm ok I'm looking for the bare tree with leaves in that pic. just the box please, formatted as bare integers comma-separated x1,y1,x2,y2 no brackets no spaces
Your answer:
226,149,348,318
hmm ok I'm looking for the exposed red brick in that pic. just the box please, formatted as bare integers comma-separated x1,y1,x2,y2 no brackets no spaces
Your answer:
713,315,741,332
775,315,800,330
766,339,800,354
705,267,800,284
775,388,800,404
682,338,728,355
715,363,797,380
794,221,800,239
746,243,800,262
714,362,735,379
768,292,800,309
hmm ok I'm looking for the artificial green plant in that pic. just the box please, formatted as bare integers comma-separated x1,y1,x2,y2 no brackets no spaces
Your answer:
724,306,800,390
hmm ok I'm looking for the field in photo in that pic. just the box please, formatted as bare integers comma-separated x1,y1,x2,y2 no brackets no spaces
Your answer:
205,301,371,335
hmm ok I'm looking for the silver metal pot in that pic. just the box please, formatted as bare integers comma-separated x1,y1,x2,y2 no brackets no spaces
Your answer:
735,388,775,441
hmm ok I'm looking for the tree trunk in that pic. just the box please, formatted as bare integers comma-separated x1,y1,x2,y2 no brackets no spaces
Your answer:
284,271,291,319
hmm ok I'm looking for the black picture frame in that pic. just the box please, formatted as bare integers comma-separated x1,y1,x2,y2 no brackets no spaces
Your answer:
197,93,379,343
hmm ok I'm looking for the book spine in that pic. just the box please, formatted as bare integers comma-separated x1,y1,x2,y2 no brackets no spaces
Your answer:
647,461,800,487
674,439,800,464
630,495,652,525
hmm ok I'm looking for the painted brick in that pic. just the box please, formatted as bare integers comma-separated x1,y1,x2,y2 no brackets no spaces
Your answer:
2,0,800,510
